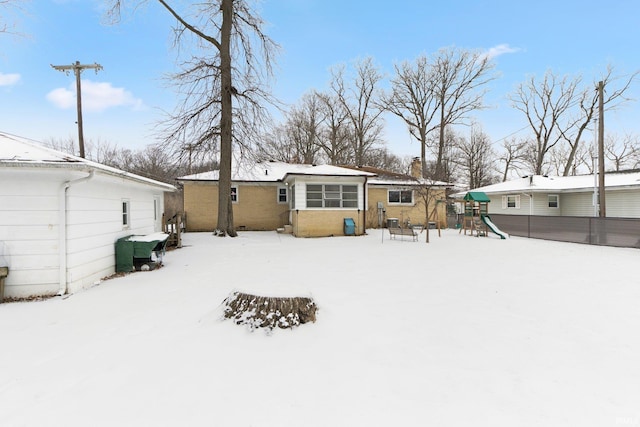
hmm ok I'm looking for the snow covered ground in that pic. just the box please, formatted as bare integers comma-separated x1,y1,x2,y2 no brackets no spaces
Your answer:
1,229,640,426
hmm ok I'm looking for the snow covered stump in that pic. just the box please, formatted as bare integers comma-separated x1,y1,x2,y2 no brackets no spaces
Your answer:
221,291,317,331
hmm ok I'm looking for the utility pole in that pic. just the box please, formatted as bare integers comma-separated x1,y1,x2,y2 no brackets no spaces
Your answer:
597,80,606,217
51,61,103,158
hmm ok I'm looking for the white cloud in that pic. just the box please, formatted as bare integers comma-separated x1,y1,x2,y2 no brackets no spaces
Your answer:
482,44,521,60
46,80,144,112
0,73,21,87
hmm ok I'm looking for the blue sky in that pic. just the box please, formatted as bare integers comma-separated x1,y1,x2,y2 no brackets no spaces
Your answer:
1,0,639,159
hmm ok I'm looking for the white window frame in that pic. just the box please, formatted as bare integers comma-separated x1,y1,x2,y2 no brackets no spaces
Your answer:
548,194,559,208
388,189,414,205
502,195,521,209
122,199,130,228
305,184,358,208
231,186,238,203
153,197,159,221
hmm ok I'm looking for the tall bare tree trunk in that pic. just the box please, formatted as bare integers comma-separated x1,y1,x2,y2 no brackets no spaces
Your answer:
435,100,446,180
420,128,427,178
217,0,236,236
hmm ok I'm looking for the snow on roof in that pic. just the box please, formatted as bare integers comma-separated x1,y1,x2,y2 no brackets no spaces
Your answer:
178,161,376,182
456,172,640,196
0,131,175,191
0,132,83,163
339,164,450,187
368,176,450,187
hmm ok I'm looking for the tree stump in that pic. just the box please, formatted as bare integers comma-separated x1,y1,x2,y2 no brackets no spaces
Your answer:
221,291,317,331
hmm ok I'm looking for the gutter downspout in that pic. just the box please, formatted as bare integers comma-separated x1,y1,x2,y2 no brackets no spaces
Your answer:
521,193,533,216
58,170,95,296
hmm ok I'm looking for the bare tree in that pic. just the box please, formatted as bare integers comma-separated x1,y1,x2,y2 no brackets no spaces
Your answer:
43,136,78,156
105,0,277,237
454,126,497,189
384,55,440,177
316,92,352,165
559,67,638,175
573,141,597,174
431,47,497,181
499,137,528,181
414,180,445,244
256,125,297,163
330,57,385,166
384,49,495,180
606,133,640,171
0,0,24,34
548,144,572,176
284,92,324,164
361,147,405,172
509,70,578,175
509,67,638,176
425,131,458,183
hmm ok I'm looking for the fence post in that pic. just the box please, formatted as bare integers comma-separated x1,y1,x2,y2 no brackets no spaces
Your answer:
176,214,182,248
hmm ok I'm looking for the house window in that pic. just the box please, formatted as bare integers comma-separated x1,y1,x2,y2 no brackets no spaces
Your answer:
548,194,559,208
122,199,130,227
278,187,288,203
306,184,358,208
388,189,413,205
502,195,521,209
153,197,159,221
231,186,238,203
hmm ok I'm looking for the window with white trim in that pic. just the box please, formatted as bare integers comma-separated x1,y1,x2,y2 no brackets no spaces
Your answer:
548,194,559,208
388,189,413,205
278,187,288,203
122,199,130,227
502,195,520,209
153,197,159,221
231,186,238,203
306,184,358,208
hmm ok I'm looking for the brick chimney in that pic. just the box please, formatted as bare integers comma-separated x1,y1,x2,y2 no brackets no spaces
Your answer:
410,157,422,179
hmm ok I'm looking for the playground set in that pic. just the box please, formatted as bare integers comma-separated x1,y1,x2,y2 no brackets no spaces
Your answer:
459,192,508,239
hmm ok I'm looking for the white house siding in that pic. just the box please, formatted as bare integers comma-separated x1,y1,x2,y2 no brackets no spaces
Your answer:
64,173,165,294
531,193,561,216
0,168,167,298
487,194,530,215
560,192,595,217
1,169,61,297
606,189,640,218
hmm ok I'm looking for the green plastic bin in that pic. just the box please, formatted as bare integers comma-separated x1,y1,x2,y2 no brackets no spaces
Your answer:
115,235,135,272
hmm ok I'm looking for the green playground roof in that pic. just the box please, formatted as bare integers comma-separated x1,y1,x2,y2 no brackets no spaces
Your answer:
463,191,491,202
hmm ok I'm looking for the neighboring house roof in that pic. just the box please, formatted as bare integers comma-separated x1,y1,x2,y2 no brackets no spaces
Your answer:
340,165,451,187
0,132,175,191
178,161,376,183
454,171,640,197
